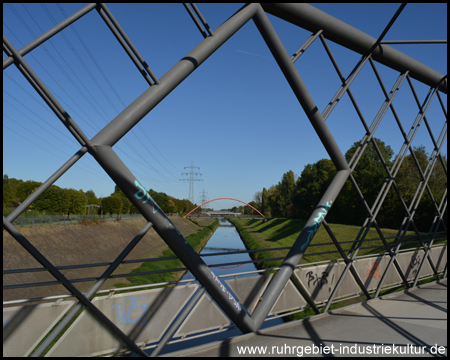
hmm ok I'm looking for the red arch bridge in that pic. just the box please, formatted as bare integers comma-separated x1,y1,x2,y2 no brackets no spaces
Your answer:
184,197,265,218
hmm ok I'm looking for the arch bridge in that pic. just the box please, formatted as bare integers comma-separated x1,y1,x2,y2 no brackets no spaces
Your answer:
184,197,265,218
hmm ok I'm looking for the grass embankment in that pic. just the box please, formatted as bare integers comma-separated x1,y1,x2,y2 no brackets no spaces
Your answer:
114,218,219,288
229,218,446,321
229,218,446,270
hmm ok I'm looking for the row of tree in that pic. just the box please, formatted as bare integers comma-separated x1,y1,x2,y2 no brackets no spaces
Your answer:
250,139,447,232
3,176,196,216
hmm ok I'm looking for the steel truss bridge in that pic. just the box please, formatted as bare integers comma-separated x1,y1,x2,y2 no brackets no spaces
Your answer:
3,3,447,357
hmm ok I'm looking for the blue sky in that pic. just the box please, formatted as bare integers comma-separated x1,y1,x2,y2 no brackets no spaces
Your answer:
3,3,447,211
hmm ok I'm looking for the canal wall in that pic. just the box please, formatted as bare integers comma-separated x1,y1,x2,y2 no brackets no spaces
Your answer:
3,216,218,303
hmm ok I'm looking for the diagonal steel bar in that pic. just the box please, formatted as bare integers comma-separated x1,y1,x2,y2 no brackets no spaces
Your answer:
321,219,371,299
90,145,256,332
291,29,323,63
3,217,149,357
250,6,351,325
90,3,259,148
407,75,448,178
262,3,447,93
150,286,206,357
374,111,446,297
31,221,154,356
183,3,208,38
412,196,448,288
97,3,159,86
3,3,97,70
4,147,88,225
190,3,213,37
3,35,94,150
369,63,445,219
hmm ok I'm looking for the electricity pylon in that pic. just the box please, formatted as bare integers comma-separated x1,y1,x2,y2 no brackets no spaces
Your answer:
199,189,208,211
180,160,202,205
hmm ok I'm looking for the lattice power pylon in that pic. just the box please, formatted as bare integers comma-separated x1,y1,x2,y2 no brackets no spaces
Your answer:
3,3,447,357
180,160,203,205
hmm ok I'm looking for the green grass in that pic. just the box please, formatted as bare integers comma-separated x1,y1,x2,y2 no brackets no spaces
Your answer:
230,218,447,269
115,219,219,288
230,217,446,323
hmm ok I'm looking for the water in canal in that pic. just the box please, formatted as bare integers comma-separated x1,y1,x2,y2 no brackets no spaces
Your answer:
145,218,284,356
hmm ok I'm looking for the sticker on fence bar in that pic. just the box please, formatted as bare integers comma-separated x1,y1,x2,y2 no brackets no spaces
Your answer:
174,292,232,338
353,255,402,291
295,261,359,303
3,300,75,357
46,285,198,357
225,274,273,314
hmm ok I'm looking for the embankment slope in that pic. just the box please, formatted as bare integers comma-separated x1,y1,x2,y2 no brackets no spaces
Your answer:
3,216,214,303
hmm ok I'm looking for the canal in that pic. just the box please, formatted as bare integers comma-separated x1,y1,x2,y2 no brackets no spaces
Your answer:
144,218,284,356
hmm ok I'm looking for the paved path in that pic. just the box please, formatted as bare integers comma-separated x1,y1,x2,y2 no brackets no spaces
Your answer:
166,280,447,357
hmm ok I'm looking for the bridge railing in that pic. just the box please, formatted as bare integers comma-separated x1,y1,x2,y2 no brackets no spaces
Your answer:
3,2,446,357
3,235,447,356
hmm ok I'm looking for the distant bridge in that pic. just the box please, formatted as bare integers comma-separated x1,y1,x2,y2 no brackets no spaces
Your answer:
204,210,242,217
184,198,265,218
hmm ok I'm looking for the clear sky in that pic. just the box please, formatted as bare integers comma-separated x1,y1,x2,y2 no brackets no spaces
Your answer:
3,3,447,211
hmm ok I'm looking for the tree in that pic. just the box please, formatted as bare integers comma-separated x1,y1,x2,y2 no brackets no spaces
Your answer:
252,191,262,211
34,185,69,214
16,180,43,203
66,189,86,216
85,190,99,205
149,189,169,213
261,187,271,217
101,196,123,214
293,159,336,220
167,199,178,213
3,175,13,208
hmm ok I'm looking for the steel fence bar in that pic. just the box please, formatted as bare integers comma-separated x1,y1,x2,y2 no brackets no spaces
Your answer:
369,3,407,51
347,73,406,170
190,3,213,37
3,217,149,357
374,139,445,297
408,75,448,175
96,3,159,86
346,174,410,285
321,219,371,299
4,147,88,225
289,274,320,314
3,35,94,150
291,29,323,63
2,3,97,70
436,89,447,119
412,197,447,287
368,63,445,234
30,221,154,356
183,3,208,38
321,54,372,122
150,286,206,357
261,3,447,93
90,3,259,148
250,6,351,327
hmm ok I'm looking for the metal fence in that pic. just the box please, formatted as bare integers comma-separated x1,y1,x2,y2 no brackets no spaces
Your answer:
10,213,144,227
3,3,447,358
